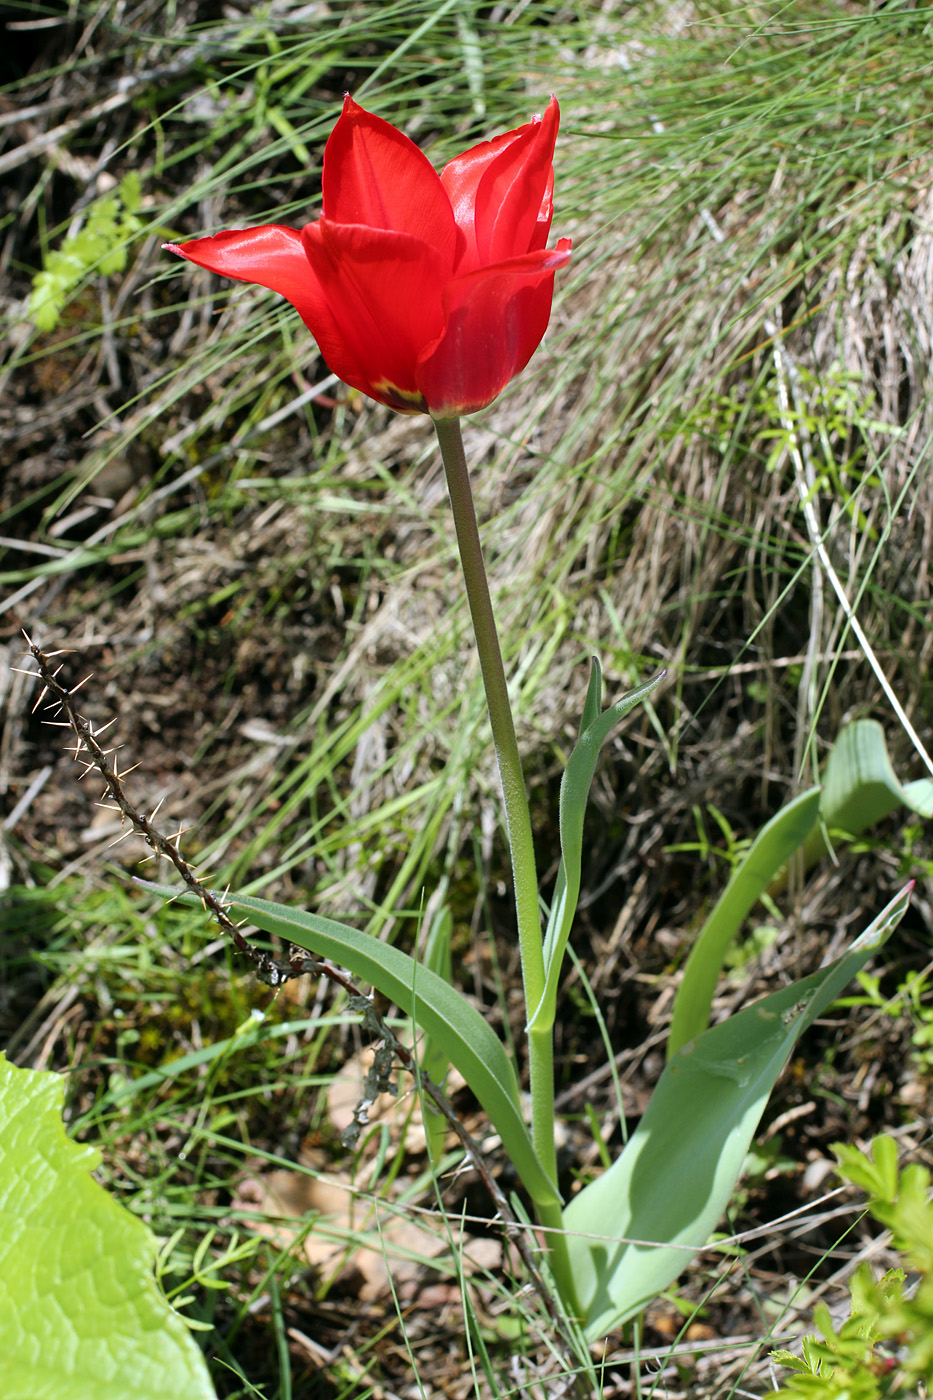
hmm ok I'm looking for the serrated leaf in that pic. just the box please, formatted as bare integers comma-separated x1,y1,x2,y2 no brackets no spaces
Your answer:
27,275,66,332
0,1055,216,1400
564,885,911,1340
119,171,142,211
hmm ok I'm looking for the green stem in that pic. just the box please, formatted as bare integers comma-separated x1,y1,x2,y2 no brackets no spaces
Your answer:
432,416,545,1007
433,416,576,1307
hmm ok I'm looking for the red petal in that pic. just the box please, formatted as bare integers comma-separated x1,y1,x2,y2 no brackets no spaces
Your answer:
416,238,572,417
441,97,560,271
165,225,364,389
302,219,450,412
323,96,459,268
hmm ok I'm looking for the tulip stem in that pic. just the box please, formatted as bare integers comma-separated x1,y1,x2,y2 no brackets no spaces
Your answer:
433,416,545,1003
432,416,577,1307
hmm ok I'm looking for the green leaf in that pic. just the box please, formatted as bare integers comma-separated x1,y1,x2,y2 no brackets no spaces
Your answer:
667,787,821,1057
529,662,664,1033
119,171,142,212
27,274,66,332
416,905,454,1168
138,882,559,1208
0,1054,216,1400
805,719,933,865
564,885,911,1341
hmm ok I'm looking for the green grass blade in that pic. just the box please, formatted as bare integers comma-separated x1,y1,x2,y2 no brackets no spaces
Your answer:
667,787,822,1058
565,883,913,1341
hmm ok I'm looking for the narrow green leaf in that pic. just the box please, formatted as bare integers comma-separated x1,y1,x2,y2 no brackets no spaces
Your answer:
565,885,911,1341
417,905,454,1168
138,882,559,1208
0,1055,216,1400
530,667,664,1033
667,787,821,1057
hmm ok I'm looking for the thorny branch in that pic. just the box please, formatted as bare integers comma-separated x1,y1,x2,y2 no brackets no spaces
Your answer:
21,634,583,1366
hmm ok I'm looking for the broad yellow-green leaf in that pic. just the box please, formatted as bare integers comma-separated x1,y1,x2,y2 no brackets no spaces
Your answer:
0,1055,216,1400
565,885,911,1341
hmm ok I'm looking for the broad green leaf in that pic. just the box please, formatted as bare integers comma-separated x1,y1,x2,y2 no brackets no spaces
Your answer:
0,1054,216,1400
804,719,933,866
530,663,664,1033
667,787,821,1057
139,883,559,1208
564,885,911,1341
903,779,933,817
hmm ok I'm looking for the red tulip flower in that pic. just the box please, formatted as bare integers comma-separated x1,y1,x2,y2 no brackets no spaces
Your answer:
165,96,571,418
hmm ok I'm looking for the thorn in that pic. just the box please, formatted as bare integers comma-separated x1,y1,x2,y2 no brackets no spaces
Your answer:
107,828,137,847
93,717,118,736
169,824,192,851
68,673,93,695
149,795,166,822
10,666,40,678
30,686,50,712
94,802,122,812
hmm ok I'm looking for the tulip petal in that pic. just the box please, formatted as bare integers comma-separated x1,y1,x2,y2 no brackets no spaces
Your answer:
417,238,572,417
441,97,560,270
323,96,460,267
302,219,450,413
165,225,365,388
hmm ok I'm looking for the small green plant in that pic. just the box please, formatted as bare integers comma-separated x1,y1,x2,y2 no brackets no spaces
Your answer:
28,172,143,332
772,1134,933,1397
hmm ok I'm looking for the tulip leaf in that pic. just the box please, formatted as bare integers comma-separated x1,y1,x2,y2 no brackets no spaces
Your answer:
416,904,454,1168
564,883,911,1341
666,787,822,1058
138,882,559,1209
804,719,933,867
529,662,664,1033
0,1054,216,1400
